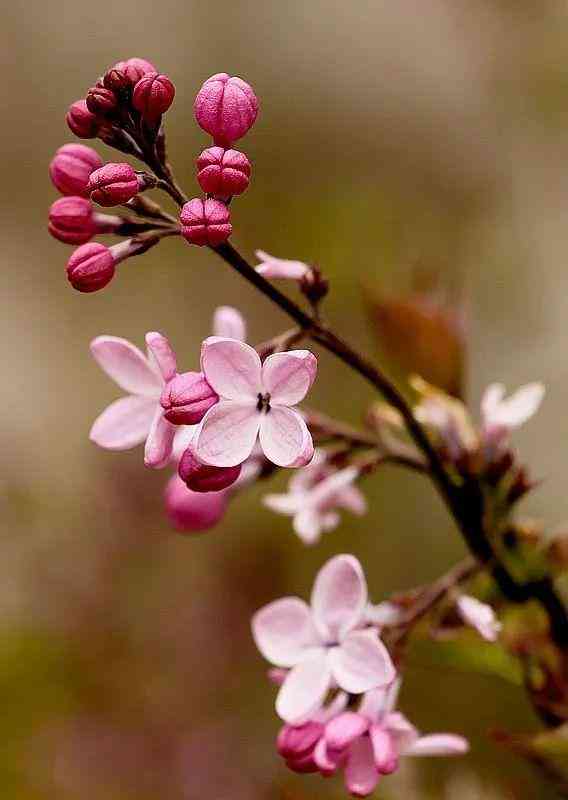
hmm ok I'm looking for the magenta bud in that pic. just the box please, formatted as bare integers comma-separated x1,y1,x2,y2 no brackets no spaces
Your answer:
277,723,324,760
160,371,218,425
164,475,229,533
194,73,259,146
180,198,232,247
66,242,115,293
49,143,103,196
86,85,118,116
88,163,140,206
66,99,100,139
112,57,157,86
178,448,241,493
196,146,251,199
49,196,95,245
132,72,175,121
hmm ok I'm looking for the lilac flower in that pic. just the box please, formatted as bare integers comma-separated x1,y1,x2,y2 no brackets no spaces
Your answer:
263,452,367,544
194,338,317,468
456,595,501,642
252,555,395,723
90,331,177,468
254,249,312,282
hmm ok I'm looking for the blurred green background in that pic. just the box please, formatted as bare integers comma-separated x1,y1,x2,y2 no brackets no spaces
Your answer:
3,0,568,797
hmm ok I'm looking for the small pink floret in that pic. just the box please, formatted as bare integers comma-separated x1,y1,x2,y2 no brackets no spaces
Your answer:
196,146,251,199
66,99,100,139
49,143,103,196
194,72,259,146
88,163,140,207
66,242,115,293
49,196,95,245
180,198,232,247
160,371,218,425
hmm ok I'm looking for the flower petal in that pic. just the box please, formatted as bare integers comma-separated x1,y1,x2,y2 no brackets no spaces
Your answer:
276,651,331,723
402,733,469,757
145,331,177,382
90,395,156,450
259,407,314,468
200,337,261,401
261,351,317,406
262,492,303,516
311,554,367,640
255,250,311,282
212,306,246,341
384,711,419,752
456,595,501,642
252,597,318,668
369,726,398,774
194,401,260,467
329,630,395,694
294,509,324,545
144,406,176,468
90,336,162,397
344,736,380,798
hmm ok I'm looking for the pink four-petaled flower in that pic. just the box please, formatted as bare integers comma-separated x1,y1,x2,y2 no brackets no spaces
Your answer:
252,554,395,723
194,337,317,468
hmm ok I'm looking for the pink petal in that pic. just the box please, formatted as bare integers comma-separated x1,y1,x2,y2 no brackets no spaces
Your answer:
344,737,380,798
212,306,246,341
259,407,314,468
144,406,176,468
90,336,163,396
294,509,323,545
251,597,318,668
194,401,260,467
276,651,331,724
324,712,369,752
313,738,344,776
145,331,177,382
329,630,395,694
369,726,398,774
200,337,261,401
384,712,419,752
402,733,469,757
337,484,368,515
90,395,156,450
311,554,367,640
456,595,501,642
261,351,317,406
255,250,311,281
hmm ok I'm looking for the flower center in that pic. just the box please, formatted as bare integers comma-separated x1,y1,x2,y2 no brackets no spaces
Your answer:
257,392,271,412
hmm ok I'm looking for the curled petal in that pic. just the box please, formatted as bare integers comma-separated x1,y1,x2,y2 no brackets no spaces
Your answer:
369,726,398,774
200,337,261,401
90,336,162,396
259,406,313,468
252,597,318,668
145,331,177,382
402,733,469,757
311,554,367,641
90,395,156,450
261,351,317,406
194,401,260,467
212,306,246,341
325,712,369,752
329,630,395,694
344,736,380,798
144,406,176,468
313,738,344,776
276,651,331,724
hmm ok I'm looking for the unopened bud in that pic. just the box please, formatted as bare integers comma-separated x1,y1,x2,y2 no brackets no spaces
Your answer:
277,722,323,760
180,198,232,246
178,447,241,493
132,72,175,121
196,146,251,199
112,57,157,85
164,475,229,533
49,143,103,196
103,68,130,93
66,242,115,292
86,85,118,116
66,99,100,139
160,371,218,424
88,163,144,206
194,73,259,146
48,196,95,244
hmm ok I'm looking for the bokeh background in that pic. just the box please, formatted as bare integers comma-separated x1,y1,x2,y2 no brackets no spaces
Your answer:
3,0,568,797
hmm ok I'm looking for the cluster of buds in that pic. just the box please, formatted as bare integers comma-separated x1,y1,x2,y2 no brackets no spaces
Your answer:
179,74,259,247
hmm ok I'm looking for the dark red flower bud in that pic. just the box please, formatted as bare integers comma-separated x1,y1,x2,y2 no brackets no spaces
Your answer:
49,196,95,245
66,100,100,139
178,448,241,493
180,198,232,247
103,68,130,92
132,73,175,121
196,146,251,199
86,85,118,116
160,371,219,424
66,242,115,292
112,57,157,86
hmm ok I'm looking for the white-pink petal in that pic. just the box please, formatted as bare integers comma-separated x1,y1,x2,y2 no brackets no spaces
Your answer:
200,337,262,401
89,395,156,450
90,336,162,397
261,351,317,406
311,554,367,640
294,509,324,544
145,331,177,382
276,651,331,723
457,595,501,642
212,306,246,342
329,630,395,694
251,597,317,668
255,250,311,282
195,401,261,467
482,382,544,429
259,406,314,468
403,733,469,757
144,406,176,468
344,736,380,798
